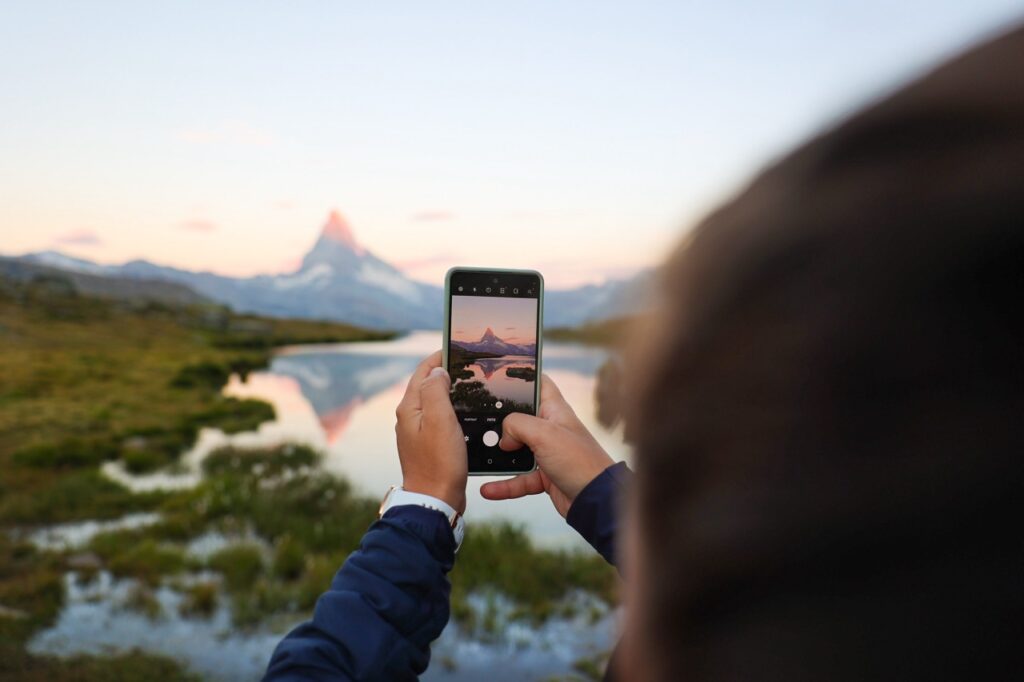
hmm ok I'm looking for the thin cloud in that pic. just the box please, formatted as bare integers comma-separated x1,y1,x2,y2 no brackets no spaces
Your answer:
179,219,217,233
411,210,456,222
176,121,276,147
53,229,102,246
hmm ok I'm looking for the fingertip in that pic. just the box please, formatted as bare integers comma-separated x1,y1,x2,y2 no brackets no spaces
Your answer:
479,481,502,499
501,411,527,427
422,366,451,389
417,350,444,375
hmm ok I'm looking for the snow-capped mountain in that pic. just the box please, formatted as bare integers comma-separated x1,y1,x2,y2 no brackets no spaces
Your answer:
452,327,537,356
16,211,651,330
22,211,439,329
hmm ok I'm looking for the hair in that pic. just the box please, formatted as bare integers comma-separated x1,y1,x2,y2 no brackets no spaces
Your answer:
628,24,1024,681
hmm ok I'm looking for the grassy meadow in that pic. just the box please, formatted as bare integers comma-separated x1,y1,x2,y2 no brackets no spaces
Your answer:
0,275,617,681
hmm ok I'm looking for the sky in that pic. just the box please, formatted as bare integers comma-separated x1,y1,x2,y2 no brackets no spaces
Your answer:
1,2,1021,288
452,296,537,345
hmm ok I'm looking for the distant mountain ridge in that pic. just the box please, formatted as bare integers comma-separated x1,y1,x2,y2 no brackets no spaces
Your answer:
452,327,536,356
16,211,651,330
0,256,210,306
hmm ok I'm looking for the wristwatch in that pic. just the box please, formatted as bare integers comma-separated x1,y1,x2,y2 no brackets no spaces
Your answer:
379,485,465,552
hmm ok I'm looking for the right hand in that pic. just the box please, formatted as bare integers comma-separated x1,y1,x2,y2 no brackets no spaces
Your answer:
480,374,614,518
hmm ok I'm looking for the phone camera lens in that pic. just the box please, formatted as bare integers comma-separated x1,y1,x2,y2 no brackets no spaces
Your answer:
458,286,463,292
492,277,499,284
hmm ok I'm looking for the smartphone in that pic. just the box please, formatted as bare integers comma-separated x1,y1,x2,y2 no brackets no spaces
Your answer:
443,267,543,475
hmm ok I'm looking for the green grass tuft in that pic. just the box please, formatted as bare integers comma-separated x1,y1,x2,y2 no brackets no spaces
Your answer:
208,544,264,592
107,540,187,587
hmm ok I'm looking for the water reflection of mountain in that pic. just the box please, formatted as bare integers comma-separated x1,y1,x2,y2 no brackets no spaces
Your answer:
266,343,608,436
269,352,420,423
473,356,534,379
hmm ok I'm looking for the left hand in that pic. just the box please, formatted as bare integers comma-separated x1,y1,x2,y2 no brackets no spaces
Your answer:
394,350,468,514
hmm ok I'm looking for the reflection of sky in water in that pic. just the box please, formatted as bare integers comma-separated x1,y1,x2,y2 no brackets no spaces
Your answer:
104,331,629,547
46,331,627,679
263,332,629,547
29,570,616,682
457,355,536,405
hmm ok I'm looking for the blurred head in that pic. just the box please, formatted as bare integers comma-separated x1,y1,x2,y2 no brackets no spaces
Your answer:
622,24,1024,681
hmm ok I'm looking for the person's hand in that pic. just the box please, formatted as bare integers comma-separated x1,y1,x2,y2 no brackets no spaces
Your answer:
480,374,614,518
395,351,467,514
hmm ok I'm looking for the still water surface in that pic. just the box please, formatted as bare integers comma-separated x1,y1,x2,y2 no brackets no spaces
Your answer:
105,331,629,547
456,355,537,405
38,332,628,679
232,331,628,547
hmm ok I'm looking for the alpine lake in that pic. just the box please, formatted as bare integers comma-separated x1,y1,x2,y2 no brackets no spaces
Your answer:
12,329,629,681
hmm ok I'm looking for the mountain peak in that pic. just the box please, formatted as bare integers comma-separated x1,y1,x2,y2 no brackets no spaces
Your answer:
481,327,497,341
321,210,364,255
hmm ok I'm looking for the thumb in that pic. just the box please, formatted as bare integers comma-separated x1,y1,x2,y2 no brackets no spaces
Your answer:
420,367,455,425
500,412,556,454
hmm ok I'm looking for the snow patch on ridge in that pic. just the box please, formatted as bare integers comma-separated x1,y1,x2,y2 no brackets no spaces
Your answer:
355,261,422,302
26,251,114,276
272,263,333,291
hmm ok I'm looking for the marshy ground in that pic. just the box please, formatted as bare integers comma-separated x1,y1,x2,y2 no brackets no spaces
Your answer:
0,276,617,681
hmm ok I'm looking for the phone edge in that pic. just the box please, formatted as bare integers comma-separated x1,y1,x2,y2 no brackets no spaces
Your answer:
443,266,542,476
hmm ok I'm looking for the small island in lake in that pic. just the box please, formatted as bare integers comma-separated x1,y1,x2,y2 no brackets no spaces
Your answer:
506,366,536,382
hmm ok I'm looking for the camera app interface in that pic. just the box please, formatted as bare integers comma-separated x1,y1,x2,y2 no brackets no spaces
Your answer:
447,272,539,464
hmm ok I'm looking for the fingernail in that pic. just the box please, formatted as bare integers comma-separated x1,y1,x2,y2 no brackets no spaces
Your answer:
429,367,448,380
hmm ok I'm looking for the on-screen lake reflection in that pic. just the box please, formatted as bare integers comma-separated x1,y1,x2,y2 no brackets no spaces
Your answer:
456,355,536,405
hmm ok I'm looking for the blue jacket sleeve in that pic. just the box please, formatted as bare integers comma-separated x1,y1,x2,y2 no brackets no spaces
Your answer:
263,505,456,682
566,461,632,568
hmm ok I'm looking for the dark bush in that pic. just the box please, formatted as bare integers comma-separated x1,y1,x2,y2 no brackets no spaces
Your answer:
169,361,229,389
12,437,119,468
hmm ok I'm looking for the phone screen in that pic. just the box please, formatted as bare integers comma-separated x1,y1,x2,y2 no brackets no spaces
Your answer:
445,269,542,474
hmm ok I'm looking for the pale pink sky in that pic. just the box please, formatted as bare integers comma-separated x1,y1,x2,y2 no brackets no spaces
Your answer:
3,3,1013,288
451,295,538,345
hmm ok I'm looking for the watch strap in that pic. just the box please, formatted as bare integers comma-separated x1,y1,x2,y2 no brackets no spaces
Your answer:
379,486,465,551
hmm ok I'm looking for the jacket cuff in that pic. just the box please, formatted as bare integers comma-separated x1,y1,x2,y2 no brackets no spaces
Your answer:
380,505,457,571
566,461,632,566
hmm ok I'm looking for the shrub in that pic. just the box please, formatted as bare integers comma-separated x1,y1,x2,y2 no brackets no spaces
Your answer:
108,540,186,586
180,398,274,434
179,581,218,618
12,437,119,468
0,471,166,525
169,361,229,389
123,584,162,618
208,544,264,592
121,448,169,474
272,535,307,581
203,444,319,477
